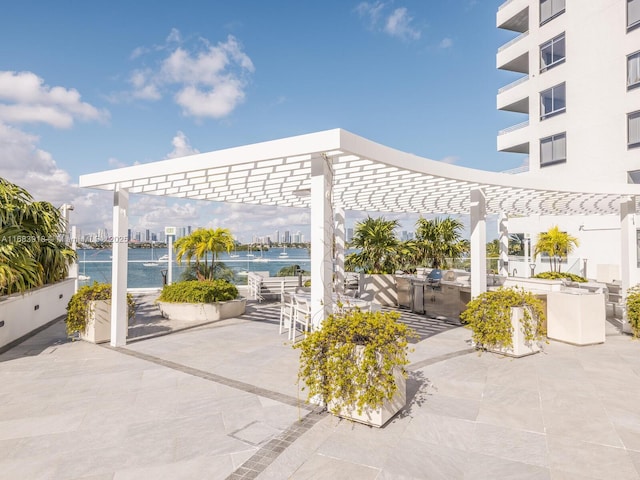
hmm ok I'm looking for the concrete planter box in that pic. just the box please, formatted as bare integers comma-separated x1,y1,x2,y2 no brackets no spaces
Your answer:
329,365,406,428
80,299,112,344
0,279,75,352
547,291,606,345
157,298,246,322
486,306,542,358
359,274,398,307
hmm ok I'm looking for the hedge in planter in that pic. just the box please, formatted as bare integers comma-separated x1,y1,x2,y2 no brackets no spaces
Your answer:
625,285,640,338
460,287,546,353
157,279,238,303
294,308,416,419
66,282,136,337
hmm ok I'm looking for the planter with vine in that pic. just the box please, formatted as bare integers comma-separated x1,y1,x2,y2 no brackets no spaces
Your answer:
625,285,640,338
156,279,245,322
66,283,136,344
294,308,416,427
461,287,546,357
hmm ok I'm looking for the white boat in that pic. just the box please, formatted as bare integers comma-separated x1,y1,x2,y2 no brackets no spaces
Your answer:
246,246,254,257
78,274,91,281
279,246,289,258
158,254,169,262
144,242,161,266
254,245,269,262
229,246,240,258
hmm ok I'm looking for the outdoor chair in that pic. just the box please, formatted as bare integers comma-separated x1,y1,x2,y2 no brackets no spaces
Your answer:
291,295,311,341
279,291,294,336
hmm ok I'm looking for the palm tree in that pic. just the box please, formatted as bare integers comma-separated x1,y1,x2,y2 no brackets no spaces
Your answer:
0,178,76,295
533,225,579,273
174,227,235,280
345,216,400,274
414,216,467,269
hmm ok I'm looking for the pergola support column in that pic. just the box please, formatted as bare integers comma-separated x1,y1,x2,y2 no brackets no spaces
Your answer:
110,186,129,347
620,197,638,334
334,206,345,295
470,188,487,298
310,154,333,329
499,212,509,277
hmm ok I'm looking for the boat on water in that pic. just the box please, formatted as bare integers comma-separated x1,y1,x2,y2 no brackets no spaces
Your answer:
279,246,289,258
143,243,161,267
158,254,169,262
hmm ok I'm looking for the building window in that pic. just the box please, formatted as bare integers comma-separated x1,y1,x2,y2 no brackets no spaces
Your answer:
540,133,566,166
540,0,565,25
540,33,566,72
629,0,640,30
629,52,640,89
629,111,640,148
540,83,566,120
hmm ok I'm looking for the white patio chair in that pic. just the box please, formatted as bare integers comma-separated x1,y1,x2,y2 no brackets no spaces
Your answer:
291,295,311,341
279,291,294,336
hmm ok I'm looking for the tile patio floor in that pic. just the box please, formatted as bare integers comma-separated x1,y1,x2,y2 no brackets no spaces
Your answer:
1,292,640,479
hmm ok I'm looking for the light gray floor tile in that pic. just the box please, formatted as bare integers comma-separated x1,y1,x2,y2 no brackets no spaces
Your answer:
463,451,551,480
546,434,639,480
290,453,380,480
470,423,548,467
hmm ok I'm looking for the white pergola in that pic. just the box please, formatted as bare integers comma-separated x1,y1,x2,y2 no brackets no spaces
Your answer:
80,129,640,346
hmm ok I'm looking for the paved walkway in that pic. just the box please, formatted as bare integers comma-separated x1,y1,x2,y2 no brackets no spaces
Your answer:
1,294,640,479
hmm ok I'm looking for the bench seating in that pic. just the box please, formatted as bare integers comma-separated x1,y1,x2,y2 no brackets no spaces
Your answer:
247,272,310,302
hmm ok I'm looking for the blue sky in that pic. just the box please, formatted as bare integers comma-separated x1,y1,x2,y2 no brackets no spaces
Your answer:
0,0,519,242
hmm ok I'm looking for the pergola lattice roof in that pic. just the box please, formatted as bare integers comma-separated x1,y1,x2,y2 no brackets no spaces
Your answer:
80,129,638,216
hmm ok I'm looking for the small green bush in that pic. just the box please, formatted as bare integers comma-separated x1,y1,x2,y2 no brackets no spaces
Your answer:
534,271,587,283
625,285,640,339
157,280,238,303
460,287,546,352
66,282,136,336
294,309,416,415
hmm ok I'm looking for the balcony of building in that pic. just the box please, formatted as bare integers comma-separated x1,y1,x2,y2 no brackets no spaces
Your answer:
497,120,530,153
497,75,529,113
497,0,529,33
497,32,529,73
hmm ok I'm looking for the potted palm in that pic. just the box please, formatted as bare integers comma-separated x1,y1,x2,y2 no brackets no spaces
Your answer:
294,308,415,427
66,282,136,343
345,216,401,306
461,287,546,357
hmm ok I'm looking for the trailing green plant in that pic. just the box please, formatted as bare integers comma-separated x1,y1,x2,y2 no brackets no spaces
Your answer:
157,279,238,303
625,284,640,339
534,271,587,283
65,282,136,336
460,287,546,352
294,309,416,416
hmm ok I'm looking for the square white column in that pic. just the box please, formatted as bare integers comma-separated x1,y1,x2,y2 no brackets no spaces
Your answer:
310,154,333,329
620,197,638,334
111,186,129,347
334,206,345,295
470,188,487,298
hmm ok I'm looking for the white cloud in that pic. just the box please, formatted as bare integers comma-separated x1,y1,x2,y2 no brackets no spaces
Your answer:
438,37,453,49
0,71,108,128
384,8,421,41
126,31,255,120
356,2,421,41
0,122,112,232
165,131,200,159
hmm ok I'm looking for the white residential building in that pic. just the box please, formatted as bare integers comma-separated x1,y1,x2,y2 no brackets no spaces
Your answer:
496,0,640,280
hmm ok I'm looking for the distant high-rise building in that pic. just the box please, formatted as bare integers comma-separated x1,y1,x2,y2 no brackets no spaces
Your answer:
346,228,354,243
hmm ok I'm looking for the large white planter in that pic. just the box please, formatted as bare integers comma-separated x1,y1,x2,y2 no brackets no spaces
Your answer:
486,306,542,358
328,366,406,428
0,279,75,351
80,299,112,344
547,291,606,345
157,298,246,322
